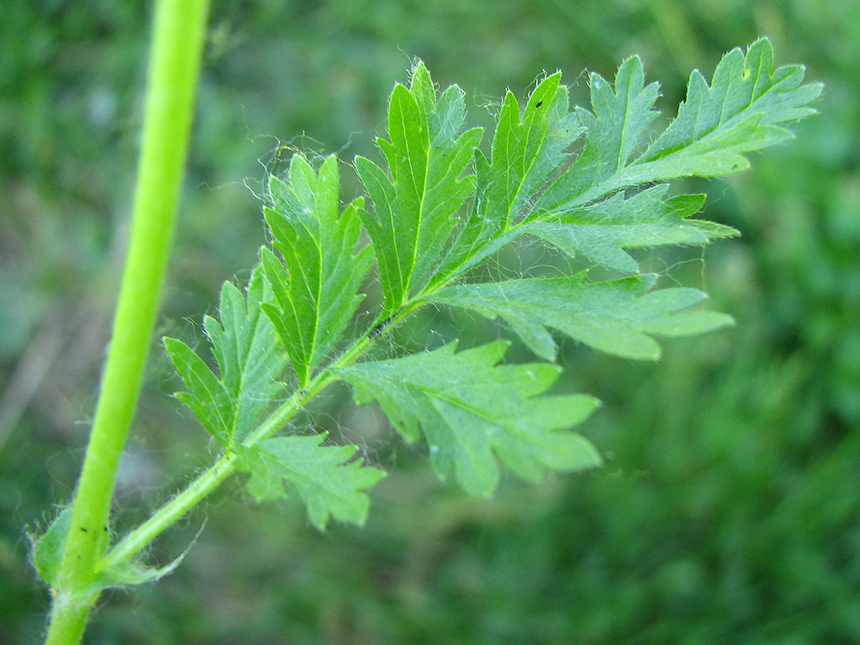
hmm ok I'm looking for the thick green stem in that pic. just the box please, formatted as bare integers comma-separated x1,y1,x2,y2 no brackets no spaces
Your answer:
44,0,210,642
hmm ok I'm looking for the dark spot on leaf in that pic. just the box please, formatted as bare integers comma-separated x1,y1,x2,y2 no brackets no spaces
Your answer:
535,100,543,107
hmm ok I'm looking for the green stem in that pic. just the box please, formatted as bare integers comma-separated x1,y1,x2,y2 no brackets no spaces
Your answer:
99,380,313,571
44,0,210,642
97,452,239,573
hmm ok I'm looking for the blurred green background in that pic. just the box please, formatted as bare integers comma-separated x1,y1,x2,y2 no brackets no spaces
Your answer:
2,0,858,643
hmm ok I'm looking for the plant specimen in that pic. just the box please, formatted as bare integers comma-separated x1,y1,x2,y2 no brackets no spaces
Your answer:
29,14,821,642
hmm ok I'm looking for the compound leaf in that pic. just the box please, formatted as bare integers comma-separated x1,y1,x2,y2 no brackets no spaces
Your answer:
338,341,601,498
262,154,373,386
429,274,734,361
165,267,286,448
236,434,386,530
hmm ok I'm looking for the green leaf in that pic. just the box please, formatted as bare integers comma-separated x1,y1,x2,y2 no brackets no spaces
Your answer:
29,508,75,588
93,539,199,591
354,45,818,297
338,342,601,498
525,185,738,273
235,434,386,530
534,55,660,213
356,61,482,310
262,154,373,385
165,266,286,447
164,336,232,445
538,38,822,213
30,508,184,593
433,72,584,285
428,274,734,361
636,38,823,173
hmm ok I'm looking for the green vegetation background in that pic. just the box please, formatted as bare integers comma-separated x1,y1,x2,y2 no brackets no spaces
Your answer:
1,1,858,643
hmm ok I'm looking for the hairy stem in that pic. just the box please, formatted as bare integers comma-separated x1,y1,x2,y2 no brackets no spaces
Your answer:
44,0,210,642
97,453,238,572
97,304,422,575
99,383,313,571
